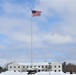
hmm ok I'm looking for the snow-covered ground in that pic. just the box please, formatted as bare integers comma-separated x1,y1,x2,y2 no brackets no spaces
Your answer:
0,71,75,75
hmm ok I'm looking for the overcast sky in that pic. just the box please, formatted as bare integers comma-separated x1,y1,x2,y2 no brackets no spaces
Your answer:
0,0,76,66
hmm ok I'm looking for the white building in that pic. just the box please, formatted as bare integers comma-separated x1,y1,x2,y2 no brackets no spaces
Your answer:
8,62,62,72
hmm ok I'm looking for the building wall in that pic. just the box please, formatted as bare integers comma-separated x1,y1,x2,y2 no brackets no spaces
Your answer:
51,62,62,72
8,62,62,72
8,63,22,72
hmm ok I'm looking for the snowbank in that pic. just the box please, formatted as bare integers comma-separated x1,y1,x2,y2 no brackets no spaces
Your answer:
0,71,27,75
0,71,75,75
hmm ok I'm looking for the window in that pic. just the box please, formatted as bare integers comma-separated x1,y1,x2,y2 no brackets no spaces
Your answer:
38,66,40,68
27,66,28,68
14,70,16,72
18,66,20,68
10,66,12,68
30,66,32,68
42,66,44,68
14,66,16,68
34,66,36,67
54,66,56,68
59,70,60,72
45,66,47,68
55,70,56,72
23,66,25,68
59,66,60,68
42,70,44,71
38,70,40,72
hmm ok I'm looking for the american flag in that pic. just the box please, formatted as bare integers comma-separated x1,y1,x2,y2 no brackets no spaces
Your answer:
32,10,41,17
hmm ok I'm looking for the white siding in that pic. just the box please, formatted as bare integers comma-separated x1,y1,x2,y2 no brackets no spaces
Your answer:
8,63,22,72
8,62,62,72
51,62,62,72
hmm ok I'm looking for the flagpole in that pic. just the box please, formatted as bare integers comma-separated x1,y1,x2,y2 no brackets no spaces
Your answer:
31,11,33,68
30,10,41,69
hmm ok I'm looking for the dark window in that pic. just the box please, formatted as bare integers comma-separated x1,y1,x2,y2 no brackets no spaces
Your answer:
38,70,40,72
45,66,47,68
54,66,56,68
18,66,20,68
10,66,12,68
59,70,60,72
27,66,28,68
23,66,25,68
34,66,36,67
59,66,60,68
30,66,32,68
42,70,44,71
14,70,16,72
42,66,44,68
14,66,16,68
38,66,40,68
55,70,56,72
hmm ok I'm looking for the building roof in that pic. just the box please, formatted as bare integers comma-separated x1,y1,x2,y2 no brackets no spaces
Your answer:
17,62,61,65
8,62,62,66
17,62,49,65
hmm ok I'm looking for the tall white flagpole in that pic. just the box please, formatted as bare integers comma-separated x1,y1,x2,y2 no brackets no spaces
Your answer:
30,10,41,69
31,10,33,68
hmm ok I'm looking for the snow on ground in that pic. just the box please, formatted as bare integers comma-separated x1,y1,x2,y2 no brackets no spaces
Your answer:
0,71,75,75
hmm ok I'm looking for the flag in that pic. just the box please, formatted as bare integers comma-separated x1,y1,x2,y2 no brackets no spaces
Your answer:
32,10,41,17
